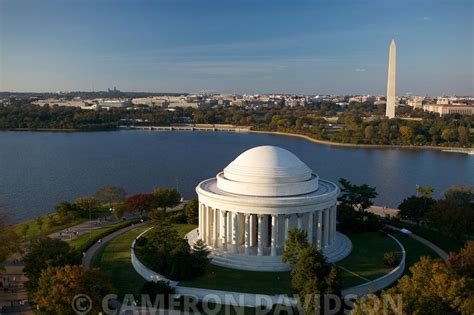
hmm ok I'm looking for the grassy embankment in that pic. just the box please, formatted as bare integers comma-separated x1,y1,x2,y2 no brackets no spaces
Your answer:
93,223,196,298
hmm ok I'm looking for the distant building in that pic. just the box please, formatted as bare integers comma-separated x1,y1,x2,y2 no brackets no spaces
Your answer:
423,104,474,116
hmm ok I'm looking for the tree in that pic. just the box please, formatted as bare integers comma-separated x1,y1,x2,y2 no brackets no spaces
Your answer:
448,240,474,278
94,186,127,205
191,239,211,276
35,216,44,232
416,185,434,198
398,196,435,225
34,265,114,315
184,200,199,224
424,199,474,239
0,214,18,267
364,125,375,141
125,193,154,215
23,237,80,292
153,188,182,212
384,256,472,314
443,185,474,208
112,204,125,220
282,228,309,265
74,196,100,218
338,178,378,212
54,201,80,220
290,246,340,314
441,128,456,142
399,125,414,144
135,221,200,280
458,126,470,145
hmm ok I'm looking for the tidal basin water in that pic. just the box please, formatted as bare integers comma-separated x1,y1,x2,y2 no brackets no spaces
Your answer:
0,130,472,222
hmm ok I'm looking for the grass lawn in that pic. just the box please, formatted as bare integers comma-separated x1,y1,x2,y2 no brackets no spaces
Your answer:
336,231,401,287
390,231,438,276
384,220,464,253
92,223,197,298
180,264,293,295
68,219,135,251
93,225,149,298
8,214,84,240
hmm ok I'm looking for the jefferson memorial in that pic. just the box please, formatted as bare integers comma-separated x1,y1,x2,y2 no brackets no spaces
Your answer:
191,146,352,271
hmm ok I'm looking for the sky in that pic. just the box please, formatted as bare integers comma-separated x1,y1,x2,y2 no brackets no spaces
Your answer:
0,0,473,95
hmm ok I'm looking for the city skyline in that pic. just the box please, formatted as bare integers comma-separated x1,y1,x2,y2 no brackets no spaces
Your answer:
1,0,473,95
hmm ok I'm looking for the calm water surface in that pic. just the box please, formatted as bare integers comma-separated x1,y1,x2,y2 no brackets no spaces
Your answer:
0,131,472,223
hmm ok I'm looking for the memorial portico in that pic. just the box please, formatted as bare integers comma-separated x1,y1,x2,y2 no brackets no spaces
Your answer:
191,146,351,271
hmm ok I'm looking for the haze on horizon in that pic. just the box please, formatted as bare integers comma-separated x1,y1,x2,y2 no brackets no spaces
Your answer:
0,0,472,95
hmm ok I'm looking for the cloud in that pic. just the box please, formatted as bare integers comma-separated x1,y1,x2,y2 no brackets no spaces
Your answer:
420,16,431,21
355,68,367,72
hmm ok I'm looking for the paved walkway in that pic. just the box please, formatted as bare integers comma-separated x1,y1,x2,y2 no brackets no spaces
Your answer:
0,215,133,314
82,222,147,269
385,224,449,264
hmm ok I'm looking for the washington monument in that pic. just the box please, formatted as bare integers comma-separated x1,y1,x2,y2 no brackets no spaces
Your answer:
385,39,396,119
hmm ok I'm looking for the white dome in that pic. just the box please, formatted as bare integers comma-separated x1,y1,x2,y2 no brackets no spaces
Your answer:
223,146,312,184
217,146,319,197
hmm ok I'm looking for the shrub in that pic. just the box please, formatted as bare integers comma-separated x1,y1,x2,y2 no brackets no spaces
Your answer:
168,211,187,224
383,251,399,267
184,200,199,224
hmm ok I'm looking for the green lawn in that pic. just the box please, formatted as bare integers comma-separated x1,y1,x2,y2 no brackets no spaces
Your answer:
93,225,149,298
336,231,401,287
8,214,85,240
384,220,464,253
93,223,197,298
390,231,438,276
68,219,136,251
180,264,293,295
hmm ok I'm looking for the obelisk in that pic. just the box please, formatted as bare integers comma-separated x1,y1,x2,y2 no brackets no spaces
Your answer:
385,39,396,119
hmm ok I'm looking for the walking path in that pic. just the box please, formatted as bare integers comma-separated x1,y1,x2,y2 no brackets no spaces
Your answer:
82,222,147,269
385,224,449,264
0,215,139,314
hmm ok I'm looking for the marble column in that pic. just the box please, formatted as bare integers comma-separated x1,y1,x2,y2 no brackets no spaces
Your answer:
222,210,228,252
198,202,202,237
244,215,250,255
271,215,278,256
316,210,322,250
213,208,219,248
297,214,303,230
232,212,238,253
257,215,264,256
284,215,290,248
227,210,232,244
250,214,257,247
307,212,314,244
333,206,337,243
323,207,330,247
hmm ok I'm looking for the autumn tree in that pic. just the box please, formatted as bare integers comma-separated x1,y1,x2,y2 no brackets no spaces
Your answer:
385,256,472,314
34,265,114,315
23,237,80,292
125,193,154,215
74,196,100,218
448,240,474,278
94,186,127,205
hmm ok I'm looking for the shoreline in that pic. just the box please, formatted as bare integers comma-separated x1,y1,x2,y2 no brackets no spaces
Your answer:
1,127,471,152
248,130,472,152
